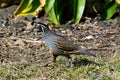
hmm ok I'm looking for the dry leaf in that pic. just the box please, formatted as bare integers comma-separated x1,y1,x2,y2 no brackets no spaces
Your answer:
14,39,25,46
116,0,120,4
110,49,120,63
39,0,46,7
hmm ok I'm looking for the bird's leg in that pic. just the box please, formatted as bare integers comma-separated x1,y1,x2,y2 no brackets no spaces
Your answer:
52,54,58,62
49,50,57,62
42,50,57,67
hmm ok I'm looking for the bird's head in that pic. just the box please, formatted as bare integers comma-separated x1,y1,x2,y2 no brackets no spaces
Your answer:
37,23,50,34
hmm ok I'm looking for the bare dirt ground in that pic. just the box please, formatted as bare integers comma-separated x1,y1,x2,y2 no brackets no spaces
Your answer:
0,5,120,79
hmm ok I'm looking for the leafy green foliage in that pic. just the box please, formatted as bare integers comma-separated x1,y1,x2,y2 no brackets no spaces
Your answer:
73,0,86,24
45,0,64,26
45,0,55,12
118,5,120,16
14,0,86,25
102,0,118,19
14,0,42,16
14,0,120,25
45,0,86,25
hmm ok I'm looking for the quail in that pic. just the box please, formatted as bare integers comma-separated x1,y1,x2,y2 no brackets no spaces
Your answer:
38,23,96,65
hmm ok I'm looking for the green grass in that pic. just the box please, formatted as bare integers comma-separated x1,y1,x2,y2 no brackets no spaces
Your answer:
0,52,120,80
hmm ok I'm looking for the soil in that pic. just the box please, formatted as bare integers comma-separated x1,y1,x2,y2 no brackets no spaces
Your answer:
0,5,120,67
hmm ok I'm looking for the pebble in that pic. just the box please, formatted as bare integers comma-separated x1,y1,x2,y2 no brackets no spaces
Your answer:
85,35,94,40
61,30,66,34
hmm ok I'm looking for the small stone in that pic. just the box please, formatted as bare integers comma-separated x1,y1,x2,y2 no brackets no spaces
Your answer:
85,20,90,24
85,35,94,40
61,30,66,34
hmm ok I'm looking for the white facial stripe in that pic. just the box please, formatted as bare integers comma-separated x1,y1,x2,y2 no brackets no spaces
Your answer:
41,25,45,33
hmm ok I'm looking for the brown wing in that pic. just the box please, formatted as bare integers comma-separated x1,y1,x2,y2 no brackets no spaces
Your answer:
54,36,78,51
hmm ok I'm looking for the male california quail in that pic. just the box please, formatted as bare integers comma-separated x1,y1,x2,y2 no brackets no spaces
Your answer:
38,23,96,64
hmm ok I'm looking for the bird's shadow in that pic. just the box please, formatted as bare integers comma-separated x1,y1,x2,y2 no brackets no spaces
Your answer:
72,58,100,67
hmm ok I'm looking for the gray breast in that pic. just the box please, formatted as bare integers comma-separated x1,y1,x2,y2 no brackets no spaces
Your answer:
43,33,57,49
43,33,63,54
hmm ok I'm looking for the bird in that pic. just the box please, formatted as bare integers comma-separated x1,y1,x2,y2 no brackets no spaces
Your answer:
37,23,96,66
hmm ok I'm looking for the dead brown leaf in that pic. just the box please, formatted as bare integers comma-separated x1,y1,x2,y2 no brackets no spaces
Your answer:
14,39,25,46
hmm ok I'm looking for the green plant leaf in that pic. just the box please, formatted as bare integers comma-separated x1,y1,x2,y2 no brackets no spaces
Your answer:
14,0,42,16
21,0,33,13
73,0,86,24
48,7,60,25
46,0,64,26
45,0,55,12
118,5,120,17
102,0,117,19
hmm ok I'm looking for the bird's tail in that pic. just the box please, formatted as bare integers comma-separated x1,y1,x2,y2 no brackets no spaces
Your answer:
77,47,96,57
